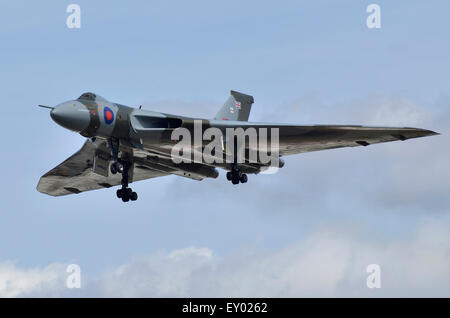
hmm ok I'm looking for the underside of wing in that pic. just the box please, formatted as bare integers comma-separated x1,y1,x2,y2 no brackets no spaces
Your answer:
212,121,438,157
37,139,169,196
274,125,438,156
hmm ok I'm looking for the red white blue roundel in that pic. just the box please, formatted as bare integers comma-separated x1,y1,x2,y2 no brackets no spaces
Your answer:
104,107,114,124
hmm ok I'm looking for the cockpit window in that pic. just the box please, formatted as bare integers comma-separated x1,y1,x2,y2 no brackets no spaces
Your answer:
77,92,108,102
78,92,96,101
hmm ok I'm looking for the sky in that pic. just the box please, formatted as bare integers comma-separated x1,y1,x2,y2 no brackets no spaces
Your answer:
0,1,449,297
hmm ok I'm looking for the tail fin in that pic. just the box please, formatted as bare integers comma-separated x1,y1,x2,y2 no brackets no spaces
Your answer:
214,90,254,121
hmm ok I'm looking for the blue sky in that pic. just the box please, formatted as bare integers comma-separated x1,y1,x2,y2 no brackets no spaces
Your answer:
0,1,449,296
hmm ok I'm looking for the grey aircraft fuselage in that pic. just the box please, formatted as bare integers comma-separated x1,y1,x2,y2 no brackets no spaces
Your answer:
51,93,244,151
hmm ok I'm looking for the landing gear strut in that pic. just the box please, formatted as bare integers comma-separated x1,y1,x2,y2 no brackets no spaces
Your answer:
115,161,138,202
108,138,138,202
108,138,123,174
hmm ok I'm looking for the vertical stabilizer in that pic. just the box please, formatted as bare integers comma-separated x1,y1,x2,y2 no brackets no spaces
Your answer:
214,90,254,121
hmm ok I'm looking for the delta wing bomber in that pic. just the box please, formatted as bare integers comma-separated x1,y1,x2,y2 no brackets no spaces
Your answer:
37,91,438,202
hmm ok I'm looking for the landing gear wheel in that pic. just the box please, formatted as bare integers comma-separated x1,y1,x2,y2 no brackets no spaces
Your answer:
110,163,117,175
227,168,248,185
118,187,137,202
110,162,123,175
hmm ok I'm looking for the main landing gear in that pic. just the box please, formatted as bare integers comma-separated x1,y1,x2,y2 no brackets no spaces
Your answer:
226,163,248,185
113,161,138,202
116,185,138,202
109,138,138,202
226,137,248,185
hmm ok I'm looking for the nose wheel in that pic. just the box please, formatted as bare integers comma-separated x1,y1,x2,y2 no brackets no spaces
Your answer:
110,161,123,174
108,138,123,174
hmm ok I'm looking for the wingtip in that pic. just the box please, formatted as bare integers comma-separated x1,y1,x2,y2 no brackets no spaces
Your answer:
401,127,440,140
425,129,440,136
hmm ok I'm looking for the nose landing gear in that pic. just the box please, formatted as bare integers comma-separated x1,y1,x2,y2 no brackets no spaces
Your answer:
108,138,123,174
110,161,123,174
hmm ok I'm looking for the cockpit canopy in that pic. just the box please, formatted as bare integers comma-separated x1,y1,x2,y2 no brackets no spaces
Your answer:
78,92,96,101
77,92,107,102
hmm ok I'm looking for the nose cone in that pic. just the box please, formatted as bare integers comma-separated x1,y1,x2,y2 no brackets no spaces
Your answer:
50,102,90,132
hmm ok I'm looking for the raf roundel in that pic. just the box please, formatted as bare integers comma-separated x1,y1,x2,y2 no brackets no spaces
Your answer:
104,107,114,124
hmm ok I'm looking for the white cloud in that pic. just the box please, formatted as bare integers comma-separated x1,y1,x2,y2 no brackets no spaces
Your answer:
98,247,215,297
0,262,67,298
1,221,449,297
